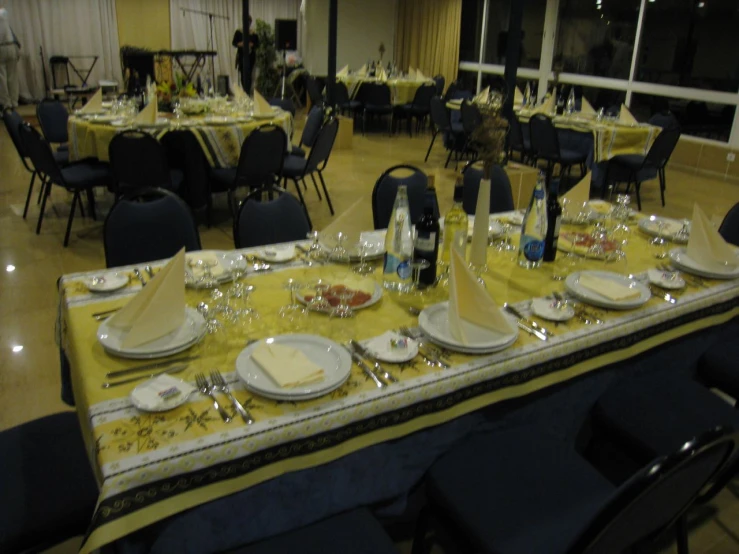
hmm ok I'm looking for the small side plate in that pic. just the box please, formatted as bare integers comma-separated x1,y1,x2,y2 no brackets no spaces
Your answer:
85,272,129,292
531,297,575,322
362,331,419,363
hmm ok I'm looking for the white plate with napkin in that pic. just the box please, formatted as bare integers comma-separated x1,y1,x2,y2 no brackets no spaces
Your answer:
565,270,650,309
85,272,129,292
638,216,689,243
235,335,351,400
361,331,418,363
130,374,196,412
254,245,296,263
185,250,232,287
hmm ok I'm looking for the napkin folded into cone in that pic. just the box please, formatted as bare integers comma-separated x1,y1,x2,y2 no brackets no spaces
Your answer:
337,65,349,77
562,172,591,207
231,82,249,101
253,90,274,115
416,69,427,81
448,246,514,345
578,274,641,302
514,86,523,105
407,67,416,80
581,97,596,115
78,88,103,113
687,204,737,268
469,178,491,268
533,92,555,115
134,101,158,126
473,86,489,105
320,198,374,246
357,64,368,77
107,248,186,348
251,342,325,388
619,103,637,125
376,67,388,82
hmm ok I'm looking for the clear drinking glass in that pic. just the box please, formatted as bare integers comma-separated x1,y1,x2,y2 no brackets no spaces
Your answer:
189,258,218,289
278,279,308,332
552,250,581,281
409,259,431,292
226,254,247,296
306,231,323,262
353,240,374,275
329,232,349,262
306,279,332,312
650,220,669,259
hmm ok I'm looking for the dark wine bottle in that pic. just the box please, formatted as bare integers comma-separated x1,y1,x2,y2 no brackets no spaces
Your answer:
555,86,566,116
414,203,440,287
543,177,562,262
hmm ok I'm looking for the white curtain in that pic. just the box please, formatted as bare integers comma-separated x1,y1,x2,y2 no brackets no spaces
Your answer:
5,0,122,101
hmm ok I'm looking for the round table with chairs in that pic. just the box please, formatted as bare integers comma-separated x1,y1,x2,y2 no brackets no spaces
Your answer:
338,75,435,106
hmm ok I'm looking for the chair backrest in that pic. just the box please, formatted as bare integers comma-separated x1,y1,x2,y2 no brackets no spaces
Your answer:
362,83,391,107
412,84,436,109
335,81,351,105
461,162,514,215
430,97,451,132
719,202,739,246
268,97,296,116
460,101,482,135
433,75,445,96
2,109,34,172
570,427,738,554
305,76,324,106
108,131,173,195
36,100,69,144
103,188,202,268
648,111,680,131
529,114,560,159
234,188,311,248
306,118,339,172
372,164,429,229
299,106,324,148
508,115,525,150
645,128,681,169
18,123,64,185
605,104,621,117
235,125,288,190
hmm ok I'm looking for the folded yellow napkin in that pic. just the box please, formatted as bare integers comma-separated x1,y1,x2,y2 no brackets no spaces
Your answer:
337,65,349,77
231,82,248,100
407,67,416,80
186,251,226,278
473,86,489,105
357,64,368,77
79,88,103,113
562,172,591,207
579,274,641,301
645,218,682,236
581,97,596,115
620,103,637,125
107,248,186,348
448,246,514,344
376,67,388,82
687,204,737,267
469,178,491,268
253,89,274,115
416,69,427,81
533,92,555,115
134,101,157,126
514,86,523,105
251,342,325,388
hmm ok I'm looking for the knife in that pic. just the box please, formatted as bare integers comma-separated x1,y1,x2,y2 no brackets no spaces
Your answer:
515,320,548,341
106,356,200,378
648,285,678,304
504,304,554,337
102,364,189,388
348,350,386,388
349,340,398,383
133,268,147,287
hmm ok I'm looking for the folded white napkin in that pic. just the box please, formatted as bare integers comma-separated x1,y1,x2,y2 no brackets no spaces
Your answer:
134,101,157,126
579,274,641,301
253,89,274,115
376,67,388,81
186,251,226,278
619,103,637,124
581,97,596,115
448,246,514,344
514,86,523,105
79,88,103,113
107,248,186,348
133,374,195,409
407,67,416,80
251,342,325,388
562,172,591,208
337,65,349,77
415,69,427,81
231,82,248,100
533,92,555,115
687,204,737,267
469,178,491,268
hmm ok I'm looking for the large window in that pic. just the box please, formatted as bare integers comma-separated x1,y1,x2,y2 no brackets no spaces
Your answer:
483,0,546,68
459,0,484,63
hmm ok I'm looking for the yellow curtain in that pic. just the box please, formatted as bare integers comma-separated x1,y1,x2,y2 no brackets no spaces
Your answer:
395,0,462,92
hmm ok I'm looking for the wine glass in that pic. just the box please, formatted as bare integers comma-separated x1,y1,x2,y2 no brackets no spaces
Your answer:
552,250,581,281
675,219,691,242
329,232,349,262
226,254,248,296
353,240,374,275
306,231,323,262
649,219,669,259
306,279,332,312
588,221,609,260
189,258,218,289
279,279,308,332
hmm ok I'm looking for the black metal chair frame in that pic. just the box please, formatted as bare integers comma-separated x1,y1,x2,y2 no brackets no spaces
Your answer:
359,82,394,135
508,114,532,164
529,113,586,180
460,101,482,160
3,109,40,219
395,83,436,137
426,97,467,168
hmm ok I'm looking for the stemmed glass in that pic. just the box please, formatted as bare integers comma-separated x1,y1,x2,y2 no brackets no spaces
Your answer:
675,219,691,242
306,279,332,312
649,219,669,259
306,231,323,262
279,279,308,331
410,259,432,292
188,258,218,289
353,240,374,275
552,250,581,281
588,221,609,260
495,223,517,262
226,254,248,296
329,232,349,262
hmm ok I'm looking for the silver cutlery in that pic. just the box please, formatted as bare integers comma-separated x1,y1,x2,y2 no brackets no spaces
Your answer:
398,327,451,369
106,356,200,378
658,264,706,288
514,319,548,341
559,293,605,325
92,306,122,319
348,349,385,388
648,285,678,304
195,373,232,422
133,268,147,287
349,340,398,384
210,370,254,424
145,265,155,279
101,364,189,388
503,303,554,338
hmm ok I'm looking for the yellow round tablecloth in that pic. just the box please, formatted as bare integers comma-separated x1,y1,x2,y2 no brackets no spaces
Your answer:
338,76,434,105
68,111,293,168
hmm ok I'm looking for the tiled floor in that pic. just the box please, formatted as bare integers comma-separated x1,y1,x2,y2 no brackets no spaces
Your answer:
2,106,738,553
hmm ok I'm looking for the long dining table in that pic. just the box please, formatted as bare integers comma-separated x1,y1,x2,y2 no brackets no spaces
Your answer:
58,213,739,553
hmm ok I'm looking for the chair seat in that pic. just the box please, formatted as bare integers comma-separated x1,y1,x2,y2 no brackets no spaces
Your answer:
338,100,361,111
229,508,397,554
0,413,98,553
364,104,393,114
610,154,647,171
608,154,659,184
396,104,428,116
559,148,588,164
594,372,739,458
450,121,464,134
291,144,306,158
53,149,69,165
282,155,308,177
57,143,69,152
427,427,614,554
698,323,739,402
210,168,237,192
60,162,111,189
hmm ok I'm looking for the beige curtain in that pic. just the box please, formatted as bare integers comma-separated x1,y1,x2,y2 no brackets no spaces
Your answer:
395,0,462,92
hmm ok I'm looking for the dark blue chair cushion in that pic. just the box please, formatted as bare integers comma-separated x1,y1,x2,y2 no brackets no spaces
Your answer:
698,322,739,402
462,165,514,215
210,168,237,191
594,372,739,458
282,155,308,177
53,149,69,165
60,162,112,189
450,121,464,134
559,148,588,164
427,427,615,554
228,509,397,554
339,100,361,111
608,154,659,183
235,193,311,248
0,413,98,553
364,104,393,114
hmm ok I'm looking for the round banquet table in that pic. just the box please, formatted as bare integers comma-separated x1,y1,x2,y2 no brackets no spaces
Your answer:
338,75,434,105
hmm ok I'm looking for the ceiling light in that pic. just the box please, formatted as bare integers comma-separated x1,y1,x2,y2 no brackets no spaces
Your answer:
6,264,15,272
12,345,23,353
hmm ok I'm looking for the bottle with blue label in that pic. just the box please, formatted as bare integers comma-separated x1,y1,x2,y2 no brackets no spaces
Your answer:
383,185,413,291
518,172,548,269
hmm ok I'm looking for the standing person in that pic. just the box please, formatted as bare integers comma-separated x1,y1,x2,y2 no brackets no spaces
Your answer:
232,16,259,92
0,7,21,110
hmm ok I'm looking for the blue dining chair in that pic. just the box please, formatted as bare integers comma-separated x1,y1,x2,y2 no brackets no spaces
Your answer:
234,187,311,248
461,161,514,215
36,99,70,164
371,164,430,230
719,201,739,246
3,108,39,218
291,106,324,158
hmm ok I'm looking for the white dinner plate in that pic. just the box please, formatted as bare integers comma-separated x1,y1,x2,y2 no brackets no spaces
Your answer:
109,120,130,128
418,302,519,353
647,268,686,290
295,281,383,313
253,111,277,119
638,216,689,243
440,216,504,240
669,248,739,279
88,114,119,123
203,115,236,125
253,245,296,263
235,335,351,400
531,297,575,322
85,271,129,293
565,271,651,310
360,331,419,363
98,306,206,359
185,251,233,288
136,119,170,129
130,375,196,412
319,238,385,262
491,210,525,226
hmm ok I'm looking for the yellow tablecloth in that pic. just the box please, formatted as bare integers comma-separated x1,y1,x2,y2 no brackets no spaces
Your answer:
60,218,738,553
338,75,433,105
68,111,293,168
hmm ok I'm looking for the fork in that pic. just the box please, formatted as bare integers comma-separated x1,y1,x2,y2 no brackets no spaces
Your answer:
210,370,254,424
398,326,451,369
195,373,231,423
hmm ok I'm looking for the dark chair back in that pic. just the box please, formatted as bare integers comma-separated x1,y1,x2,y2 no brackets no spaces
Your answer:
433,75,445,96
645,128,681,170
36,100,69,144
461,162,514,215
570,427,738,554
362,83,392,107
719,202,739,246
648,111,680,131
234,188,311,248
606,104,621,117
508,115,525,151
18,123,64,185
104,188,202,268
460,101,482,135
300,106,324,148
268,97,296,116
2,109,34,172
372,164,429,229
109,131,173,195
305,76,324,106
233,125,287,192
305,118,339,172
430,97,451,132
529,114,560,160
335,81,352,105
411,84,436,110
